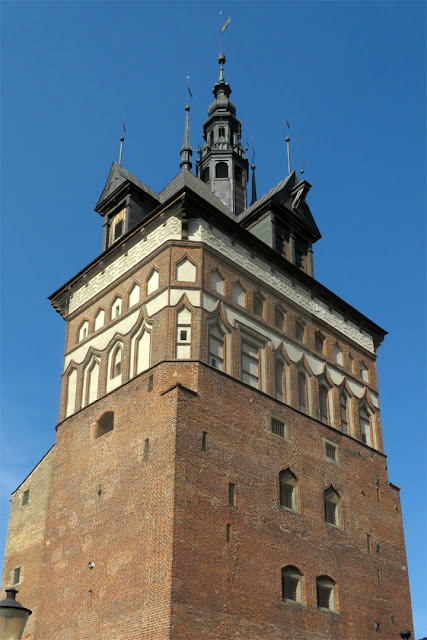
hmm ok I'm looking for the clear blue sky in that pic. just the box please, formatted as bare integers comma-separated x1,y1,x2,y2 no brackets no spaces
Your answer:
1,1,425,636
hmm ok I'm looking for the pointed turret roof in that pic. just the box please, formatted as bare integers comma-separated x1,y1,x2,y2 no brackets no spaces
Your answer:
95,162,160,212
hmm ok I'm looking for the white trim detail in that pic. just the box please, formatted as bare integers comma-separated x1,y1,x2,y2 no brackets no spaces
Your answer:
187,218,375,353
68,216,182,314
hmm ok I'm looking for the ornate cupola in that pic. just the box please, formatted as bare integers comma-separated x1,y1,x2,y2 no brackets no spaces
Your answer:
196,53,249,215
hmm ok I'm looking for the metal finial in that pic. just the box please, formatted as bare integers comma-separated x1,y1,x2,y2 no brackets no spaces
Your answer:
219,13,230,80
300,160,306,175
180,79,193,171
285,119,291,175
119,118,126,166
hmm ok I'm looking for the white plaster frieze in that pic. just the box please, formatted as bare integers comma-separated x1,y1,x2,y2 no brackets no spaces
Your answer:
188,218,375,353
68,216,182,315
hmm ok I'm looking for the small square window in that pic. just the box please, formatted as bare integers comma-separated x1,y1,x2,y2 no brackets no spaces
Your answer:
323,438,339,464
180,330,187,341
22,490,29,506
271,417,288,440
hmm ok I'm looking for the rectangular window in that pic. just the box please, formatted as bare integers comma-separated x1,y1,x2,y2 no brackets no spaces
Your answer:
283,576,299,601
202,431,207,453
226,523,231,542
323,439,339,464
144,438,150,460
114,219,123,240
229,483,236,507
367,534,371,554
317,584,332,609
22,490,29,506
208,326,224,371
13,567,20,585
271,418,286,439
281,484,294,510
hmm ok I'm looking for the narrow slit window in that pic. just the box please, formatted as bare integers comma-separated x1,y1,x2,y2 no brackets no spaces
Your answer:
229,483,236,507
22,490,29,506
144,438,149,460
202,431,207,452
279,470,298,512
13,567,21,585
319,385,329,424
298,372,307,412
340,392,349,434
324,487,342,527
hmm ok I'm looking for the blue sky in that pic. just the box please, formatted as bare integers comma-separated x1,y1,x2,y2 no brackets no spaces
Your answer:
1,1,425,636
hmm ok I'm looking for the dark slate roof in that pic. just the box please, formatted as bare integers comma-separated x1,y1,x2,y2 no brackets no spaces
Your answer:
159,170,233,217
238,171,320,238
96,162,160,209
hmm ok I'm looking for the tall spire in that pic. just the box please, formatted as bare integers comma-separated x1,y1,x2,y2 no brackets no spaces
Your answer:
180,78,192,171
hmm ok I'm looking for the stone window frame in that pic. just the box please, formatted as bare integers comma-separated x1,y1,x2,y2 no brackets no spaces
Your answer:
279,468,299,513
316,576,338,613
282,566,305,606
322,438,340,466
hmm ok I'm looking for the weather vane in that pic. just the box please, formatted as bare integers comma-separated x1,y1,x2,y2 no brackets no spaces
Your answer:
285,118,291,175
119,117,125,166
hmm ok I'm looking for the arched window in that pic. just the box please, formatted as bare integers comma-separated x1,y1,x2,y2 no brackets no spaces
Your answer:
274,359,284,402
176,307,191,359
275,307,285,331
78,320,89,342
209,131,214,147
282,566,303,603
319,384,329,425
86,358,100,406
253,293,264,318
112,347,122,378
340,391,349,434
211,269,224,295
218,126,225,139
129,283,140,308
298,372,308,413
136,330,151,375
316,576,336,611
208,324,224,371
295,320,305,343
333,344,343,365
176,257,196,282
96,411,114,438
66,368,77,417
147,269,160,295
359,405,371,446
315,333,325,354
324,487,342,527
202,167,210,183
215,162,228,178
232,281,245,307
94,309,105,331
279,469,298,512
112,297,122,319
359,361,369,382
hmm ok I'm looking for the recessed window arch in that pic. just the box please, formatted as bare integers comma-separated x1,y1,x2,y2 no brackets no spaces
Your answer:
333,343,343,366
78,320,89,343
94,309,105,331
315,332,325,354
215,161,228,178
128,283,140,308
147,268,160,295
275,306,286,331
65,367,78,417
359,403,372,446
282,566,304,604
253,293,264,318
111,296,122,319
211,269,225,296
297,370,309,413
106,342,123,393
359,361,369,382
324,486,342,528
274,358,286,402
232,281,245,307
208,323,225,371
316,576,337,612
279,469,298,512
218,126,226,139
176,257,196,282
295,320,305,343
340,390,350,434
83,356,100,407
318,380,331,425
112,347,122,378
176,306,192,359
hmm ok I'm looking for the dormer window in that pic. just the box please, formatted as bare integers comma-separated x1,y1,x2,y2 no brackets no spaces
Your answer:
109,208,126,245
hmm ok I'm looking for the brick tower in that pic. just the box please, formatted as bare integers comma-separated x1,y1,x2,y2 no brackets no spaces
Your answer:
1,51,413,640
